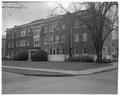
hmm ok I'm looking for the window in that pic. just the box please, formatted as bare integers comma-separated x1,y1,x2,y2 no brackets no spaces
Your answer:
26,40,30,46
112,30,118,40
20,30,26,37
44,37,47,45
61,23,66,30
49,48,60,55
19,40,26,46
102,46,107,57
11,51,14,58
61,35,66,43
56,48,60,54
8,42,11,48
83,47,87,54
55,35,60,43
74,47,77,54
33,39,40,46
11,42,14,48
74,33,79,42
52,23,57,31
27,29,31,36
49,36,54,44
44,25,48,33
49,25,52,32
62,49,65,54
53,49,56,55
49,23,58,32
8,32,11,39
16,41,19,47
16,32,19,37
49,49,52,55
44,49,48,53
33,29,40,38
74,20,79,29
83,33,87,41
11,32,14,39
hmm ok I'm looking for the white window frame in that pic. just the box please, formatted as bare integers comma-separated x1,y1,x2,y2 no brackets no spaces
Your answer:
16,32,19,37
74,33,79,42
112,30,118,40
11,32,14,39
8,42,11,48
33,29,40,38
61,35,66,43
62,48,65,54
33,39,40,47
16,41,18,47
74,20,79,29
49,23,58,32
83,47,87,54
61,23,66,30
49,36,54,44
26,40,30,46
74,47,77,55
44,25,48,33
56,48,60,54
55,35,60,43
83,33,87,42
19,40,26,47
44,37,47,45
27,29,31,36
20,30,26,37
11,42,14,48
8,32,11,39
102,46,107,58
49,49,53,55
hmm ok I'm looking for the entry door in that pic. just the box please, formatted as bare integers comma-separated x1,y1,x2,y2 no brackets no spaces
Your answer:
102,47,107,58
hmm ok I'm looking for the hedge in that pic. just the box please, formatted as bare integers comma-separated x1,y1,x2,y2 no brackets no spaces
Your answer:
31,50,48,61
14,51,28,61
67,55,94,62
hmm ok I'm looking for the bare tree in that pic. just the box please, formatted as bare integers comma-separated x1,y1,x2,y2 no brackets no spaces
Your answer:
2,1,26,15
56,2,118,62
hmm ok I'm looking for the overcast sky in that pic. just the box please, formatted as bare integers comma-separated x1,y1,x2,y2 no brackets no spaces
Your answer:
2,1,71,36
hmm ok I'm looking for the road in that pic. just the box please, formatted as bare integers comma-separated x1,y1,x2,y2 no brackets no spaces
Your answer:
2,69,118,94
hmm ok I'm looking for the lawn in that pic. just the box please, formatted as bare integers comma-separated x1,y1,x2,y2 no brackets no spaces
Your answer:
2,61,113,71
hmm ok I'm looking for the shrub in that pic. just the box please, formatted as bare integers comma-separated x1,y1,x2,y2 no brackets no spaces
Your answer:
2,56,11,61
80,55,94,62
31,49,48,61
15,51,28,61
67,55,94,62
68,57,81,62
112,52,118,62
102,58,113,63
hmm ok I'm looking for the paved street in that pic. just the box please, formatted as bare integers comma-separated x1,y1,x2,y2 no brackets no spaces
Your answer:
2,69,118,94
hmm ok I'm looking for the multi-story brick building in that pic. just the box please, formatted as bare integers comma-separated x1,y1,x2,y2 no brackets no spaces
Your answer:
2,37,6,58
5,10,117,61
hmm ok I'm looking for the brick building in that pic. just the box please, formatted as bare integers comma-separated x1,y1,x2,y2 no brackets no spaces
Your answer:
5,10,117,61
2,37,6,58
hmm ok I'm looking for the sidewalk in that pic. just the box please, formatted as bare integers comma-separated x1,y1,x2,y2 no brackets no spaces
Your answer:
2,61,118,76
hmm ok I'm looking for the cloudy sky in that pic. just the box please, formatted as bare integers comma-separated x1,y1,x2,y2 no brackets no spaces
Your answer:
2,1,71,36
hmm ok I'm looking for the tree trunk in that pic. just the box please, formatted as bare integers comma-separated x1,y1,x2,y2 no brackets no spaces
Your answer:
97,50,102,63
69,47,72,58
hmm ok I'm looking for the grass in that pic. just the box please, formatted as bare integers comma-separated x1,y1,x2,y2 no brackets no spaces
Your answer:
2,60,112,71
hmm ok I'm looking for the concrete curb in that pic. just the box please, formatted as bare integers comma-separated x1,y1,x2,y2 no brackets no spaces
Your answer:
2,64,117,75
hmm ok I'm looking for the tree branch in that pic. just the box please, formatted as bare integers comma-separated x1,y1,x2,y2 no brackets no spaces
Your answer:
102,27,118,42
2,6,24,9
57,2,94,31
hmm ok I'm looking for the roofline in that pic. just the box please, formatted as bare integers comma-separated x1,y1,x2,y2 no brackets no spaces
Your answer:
5,9,89,31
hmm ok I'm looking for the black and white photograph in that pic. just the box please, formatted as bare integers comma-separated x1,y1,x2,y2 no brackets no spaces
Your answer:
2,0,118,94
